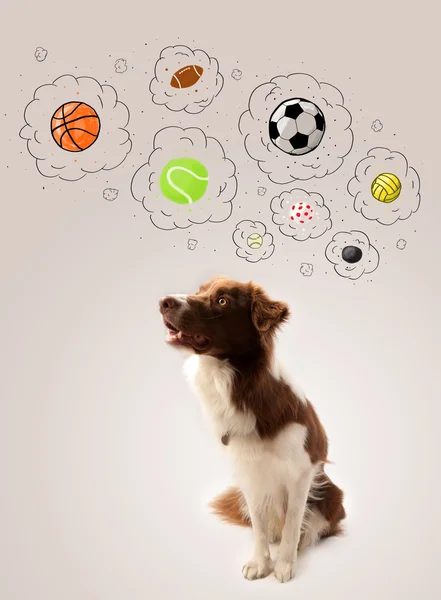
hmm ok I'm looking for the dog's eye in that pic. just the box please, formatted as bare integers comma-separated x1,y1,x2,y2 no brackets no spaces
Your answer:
218,298,228,306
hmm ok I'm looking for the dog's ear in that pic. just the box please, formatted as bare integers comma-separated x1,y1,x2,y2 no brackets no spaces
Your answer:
250,284,290,333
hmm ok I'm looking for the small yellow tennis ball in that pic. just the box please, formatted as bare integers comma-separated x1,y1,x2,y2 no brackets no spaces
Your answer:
247,232,263,249
371,173,401,203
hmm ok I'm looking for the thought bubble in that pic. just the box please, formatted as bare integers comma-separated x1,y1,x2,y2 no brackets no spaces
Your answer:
103,188,119,201
239,73,353,183
348,147,421,225
35,47,47,62
271,189,331,241
150,45,223,114
20,74,132,181
300,263,313,277
325,230,379,280
115,58,127,74
131,126,237,230
233,220,275,263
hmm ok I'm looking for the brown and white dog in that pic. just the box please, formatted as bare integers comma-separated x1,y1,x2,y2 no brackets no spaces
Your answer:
159,277,345,583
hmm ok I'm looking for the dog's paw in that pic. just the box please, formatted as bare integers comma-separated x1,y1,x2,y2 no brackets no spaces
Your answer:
242,556,272,580
274,559,296,583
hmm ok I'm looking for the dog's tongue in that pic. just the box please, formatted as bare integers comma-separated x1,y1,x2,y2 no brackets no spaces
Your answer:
178,331,207,346
167,326,209,349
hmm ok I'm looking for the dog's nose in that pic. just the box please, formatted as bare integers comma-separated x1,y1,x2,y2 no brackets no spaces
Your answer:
160,296,177,311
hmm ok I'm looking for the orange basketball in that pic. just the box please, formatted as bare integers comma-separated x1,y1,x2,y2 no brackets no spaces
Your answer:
51,102,100,152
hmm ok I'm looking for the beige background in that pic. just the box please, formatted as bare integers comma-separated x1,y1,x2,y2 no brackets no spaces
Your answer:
1,1,440,598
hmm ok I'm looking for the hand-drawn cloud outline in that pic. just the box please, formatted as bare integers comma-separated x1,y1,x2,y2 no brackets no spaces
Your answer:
131,126,237,230
300,263,314,277
348,147,421,226
233,220,275,263
239,72,353,184
325,230,380,280
150,45,224,114
271,188,332,241
19,74,132,181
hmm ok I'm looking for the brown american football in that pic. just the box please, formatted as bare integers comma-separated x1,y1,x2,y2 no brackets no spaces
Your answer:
170,65,203,89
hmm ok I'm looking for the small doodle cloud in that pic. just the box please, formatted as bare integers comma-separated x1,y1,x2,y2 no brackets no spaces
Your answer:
103,188,119,201
396,238,407,250
233,220,275,263
300,263,313,277
150,45,224,114
239,73,353,184
257,186,267,196
372,119,383,132
325,230,380,280
188,239,198,250
115,58,127,74
232,69,242,81
271,189,331,241
131,126,237,230
35,47,47,62
348,147,421,226
19,74,131,181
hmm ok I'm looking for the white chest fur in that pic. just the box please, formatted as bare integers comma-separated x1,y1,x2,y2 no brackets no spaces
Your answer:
183,355,313,503
183,355,256,439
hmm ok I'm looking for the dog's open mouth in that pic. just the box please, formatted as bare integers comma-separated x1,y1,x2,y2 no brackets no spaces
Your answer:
164,320,210,351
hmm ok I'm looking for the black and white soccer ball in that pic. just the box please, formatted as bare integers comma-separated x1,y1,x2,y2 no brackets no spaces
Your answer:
269,98,326,156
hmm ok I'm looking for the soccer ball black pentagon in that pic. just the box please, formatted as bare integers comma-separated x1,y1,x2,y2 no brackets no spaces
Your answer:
269,98,326,156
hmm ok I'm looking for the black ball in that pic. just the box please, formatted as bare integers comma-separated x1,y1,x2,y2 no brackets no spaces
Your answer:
342,245,362,263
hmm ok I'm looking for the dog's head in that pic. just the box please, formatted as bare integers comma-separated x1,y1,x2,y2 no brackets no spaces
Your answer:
159,277,290,359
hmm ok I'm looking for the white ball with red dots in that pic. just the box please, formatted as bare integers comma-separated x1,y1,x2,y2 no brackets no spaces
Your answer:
290,201,315,224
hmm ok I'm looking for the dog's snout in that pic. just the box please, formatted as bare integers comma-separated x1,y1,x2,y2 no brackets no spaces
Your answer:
160,294,189,315
160,296,177,311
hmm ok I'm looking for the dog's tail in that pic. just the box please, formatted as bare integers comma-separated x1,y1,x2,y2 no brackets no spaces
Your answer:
209,486,251,527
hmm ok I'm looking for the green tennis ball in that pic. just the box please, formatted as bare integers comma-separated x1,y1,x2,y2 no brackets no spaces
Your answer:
247,233,263,249
159,158,209,205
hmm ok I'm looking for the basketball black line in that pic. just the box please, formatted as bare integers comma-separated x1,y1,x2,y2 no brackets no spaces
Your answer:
51,102,82,122
59,128,82,150
63,127,98,138
63,102,85,120
51,103,73,122
51,114,99,133
59,127,98,152
63,127,84,151
52,101,92,124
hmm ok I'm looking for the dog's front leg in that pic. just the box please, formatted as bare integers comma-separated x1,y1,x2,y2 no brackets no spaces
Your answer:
274,471,312,583
242,493,272,580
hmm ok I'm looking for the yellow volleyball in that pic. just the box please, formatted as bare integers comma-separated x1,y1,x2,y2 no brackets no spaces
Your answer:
371,173,401,203
247,233,263,249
